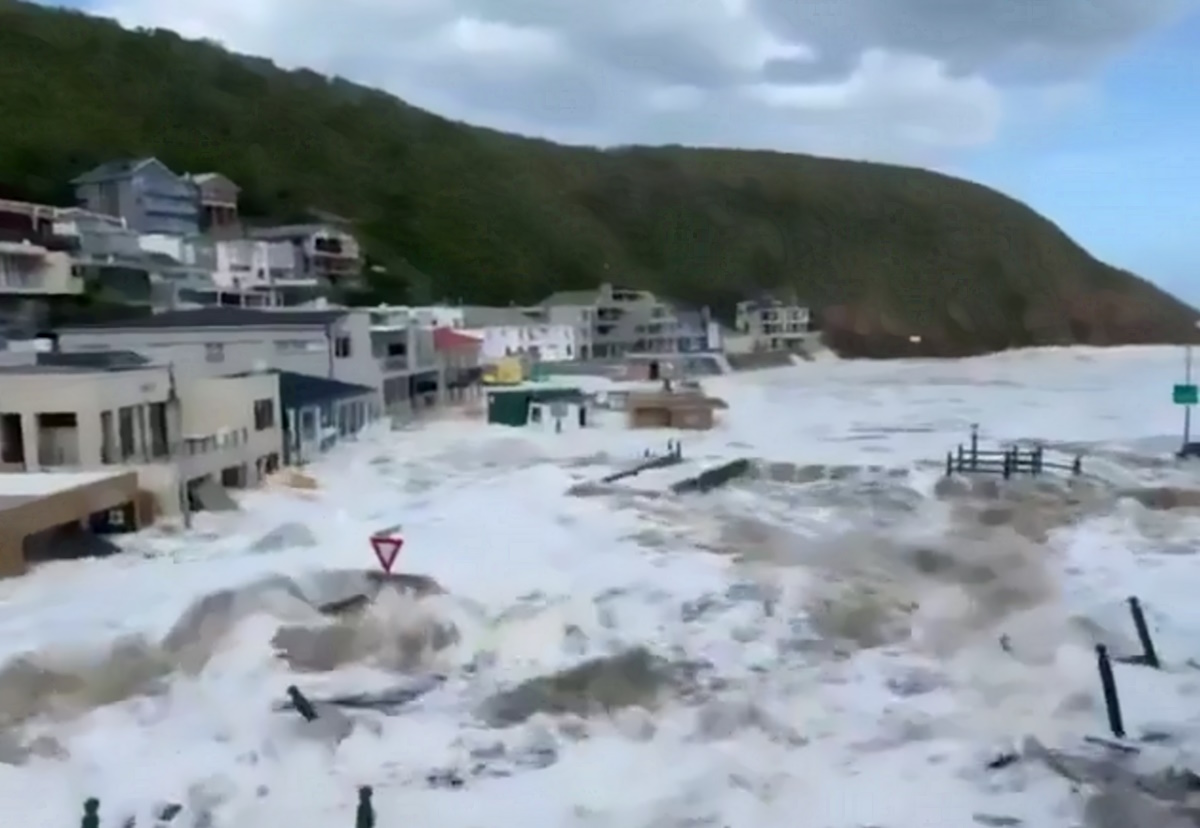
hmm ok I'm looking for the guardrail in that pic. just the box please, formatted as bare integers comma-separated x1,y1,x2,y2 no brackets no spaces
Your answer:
944,424,1082,479
75,787,379,827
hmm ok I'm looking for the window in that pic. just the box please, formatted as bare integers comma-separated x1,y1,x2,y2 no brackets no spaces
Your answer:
148,402,169,458
253,399,275,431
205,343,224,363
334,336,352,358
99,410,116,464
117,406,135,461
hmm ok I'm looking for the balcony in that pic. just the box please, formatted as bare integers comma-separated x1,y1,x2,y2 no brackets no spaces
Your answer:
380,354,410,374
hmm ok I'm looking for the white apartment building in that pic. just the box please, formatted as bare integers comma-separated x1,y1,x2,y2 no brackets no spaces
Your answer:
735,299,811,351
461,307,578,363
211,238,313,306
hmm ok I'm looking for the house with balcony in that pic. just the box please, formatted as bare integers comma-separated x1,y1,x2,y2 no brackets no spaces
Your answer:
735,298,811,351
185,172,240,236
209,238,317,307
368,305,441,416
462,306,579,363
249,224,362,291
538,283,683,358
0,348,282,517
72,158,201,237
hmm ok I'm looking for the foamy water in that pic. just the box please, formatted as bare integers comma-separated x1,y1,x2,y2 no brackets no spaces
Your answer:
2,346,1200,827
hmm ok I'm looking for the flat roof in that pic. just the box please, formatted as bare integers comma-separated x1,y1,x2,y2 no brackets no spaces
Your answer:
0,470,129,501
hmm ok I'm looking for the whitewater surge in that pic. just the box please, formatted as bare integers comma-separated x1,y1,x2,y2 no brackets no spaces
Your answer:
2,346,1200,827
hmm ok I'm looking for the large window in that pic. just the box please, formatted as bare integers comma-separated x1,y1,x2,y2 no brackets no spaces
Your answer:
253,399,275,431
334,336,352,358
117,406,135,460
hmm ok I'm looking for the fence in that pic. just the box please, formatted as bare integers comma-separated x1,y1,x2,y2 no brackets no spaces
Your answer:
76,786,378,827
944,424,1082,479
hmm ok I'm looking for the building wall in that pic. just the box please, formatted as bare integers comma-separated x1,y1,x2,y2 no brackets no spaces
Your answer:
469,323,577,363
176,371,282,485
211,239,303,292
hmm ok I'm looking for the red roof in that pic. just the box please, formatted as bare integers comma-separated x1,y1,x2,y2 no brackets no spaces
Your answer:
433,327,481,352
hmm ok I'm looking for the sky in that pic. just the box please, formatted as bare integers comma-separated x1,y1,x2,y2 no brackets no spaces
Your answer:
43,0,1200,301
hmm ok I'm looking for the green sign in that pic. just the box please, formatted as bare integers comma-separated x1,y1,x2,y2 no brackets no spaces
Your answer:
1174,384,1198,405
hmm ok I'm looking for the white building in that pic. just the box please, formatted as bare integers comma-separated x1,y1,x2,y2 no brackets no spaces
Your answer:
734,299,811,351
461,307,578,363
209,238,312,306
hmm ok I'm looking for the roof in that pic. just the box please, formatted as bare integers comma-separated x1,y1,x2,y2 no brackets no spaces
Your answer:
461,306,547,327
70,157,159,185
0,350,156,375
38,350,151,369
538,290,600,307
56,307,346,332
250,224,337,240
187,172,240,191
433,327,482,352
276,371,376,409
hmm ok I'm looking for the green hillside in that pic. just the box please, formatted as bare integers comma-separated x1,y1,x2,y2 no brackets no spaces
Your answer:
1,0,1195,356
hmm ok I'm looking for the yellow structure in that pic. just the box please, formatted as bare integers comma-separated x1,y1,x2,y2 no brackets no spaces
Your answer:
482,357,524,386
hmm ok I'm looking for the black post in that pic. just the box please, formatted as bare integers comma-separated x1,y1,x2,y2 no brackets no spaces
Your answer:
1032,446,1043,475
970,424,979,470
81,798,100,828
1002,448,1012,479
356,786,376,828
945,452,953,477
957,443,965,472
1128,596,1160,669
1096,645,1126,738
287,685,319,722
1072,455,1082,475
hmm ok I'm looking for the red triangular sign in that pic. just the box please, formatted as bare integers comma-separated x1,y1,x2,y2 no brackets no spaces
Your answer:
369,535,405,573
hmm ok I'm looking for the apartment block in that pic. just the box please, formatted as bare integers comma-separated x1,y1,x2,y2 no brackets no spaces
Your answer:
250,224,362,290
735,299,811,351
537,283,696,358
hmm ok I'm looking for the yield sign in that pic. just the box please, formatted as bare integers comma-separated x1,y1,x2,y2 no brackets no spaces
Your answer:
369,533,405,573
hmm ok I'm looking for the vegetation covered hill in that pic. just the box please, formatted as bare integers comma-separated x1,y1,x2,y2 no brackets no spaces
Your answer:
1,0,1195,356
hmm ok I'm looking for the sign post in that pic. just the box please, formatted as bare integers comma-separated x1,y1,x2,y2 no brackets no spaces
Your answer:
369,526,405,573
1177,327,1200,458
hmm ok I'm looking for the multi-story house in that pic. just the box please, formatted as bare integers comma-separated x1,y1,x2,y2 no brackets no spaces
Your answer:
0,199,85,330
461,306,579,362
538,283,685,358
735,298,811,351
0,347,283,516
367,306,441,416
185,172,240,236
249,224,362,290
210,238,318,307
72,158,201,237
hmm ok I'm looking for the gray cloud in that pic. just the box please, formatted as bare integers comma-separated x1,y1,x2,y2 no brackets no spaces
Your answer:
95,0,1185,164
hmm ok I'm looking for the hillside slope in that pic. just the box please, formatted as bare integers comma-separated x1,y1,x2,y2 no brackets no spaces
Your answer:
0,0,1195,356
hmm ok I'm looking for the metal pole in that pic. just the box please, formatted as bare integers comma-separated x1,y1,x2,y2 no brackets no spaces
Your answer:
1186,344,1194,447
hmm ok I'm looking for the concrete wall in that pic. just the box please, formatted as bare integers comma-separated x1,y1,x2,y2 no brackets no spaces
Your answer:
176,371,282,485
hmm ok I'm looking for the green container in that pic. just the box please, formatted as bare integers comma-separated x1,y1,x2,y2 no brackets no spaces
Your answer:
487,390,532,426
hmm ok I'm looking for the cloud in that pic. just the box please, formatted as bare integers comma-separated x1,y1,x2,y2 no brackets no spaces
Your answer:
91,0,1184,163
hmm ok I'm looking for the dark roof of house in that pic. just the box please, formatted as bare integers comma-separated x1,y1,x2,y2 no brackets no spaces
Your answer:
37,350,151,370
0,349,154,374
276,371,376,409
70,157,158,185
57,307,347,331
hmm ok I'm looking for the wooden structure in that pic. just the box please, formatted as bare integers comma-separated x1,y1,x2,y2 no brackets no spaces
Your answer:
944,424,1083,479
625,387,727,431
0,470,146,578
